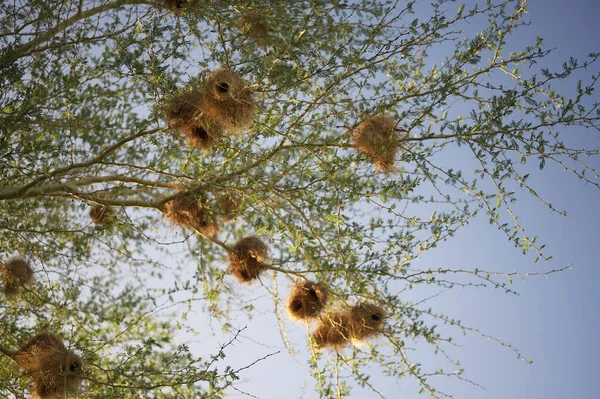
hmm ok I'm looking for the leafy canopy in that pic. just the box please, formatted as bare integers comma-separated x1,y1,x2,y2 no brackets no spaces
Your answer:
0,0,598,398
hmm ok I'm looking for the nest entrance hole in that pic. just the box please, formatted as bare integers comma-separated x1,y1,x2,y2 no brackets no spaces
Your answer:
191,126,209,141
216,82,229,93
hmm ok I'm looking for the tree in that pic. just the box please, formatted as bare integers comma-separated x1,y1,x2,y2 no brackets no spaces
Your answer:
0,0,598,397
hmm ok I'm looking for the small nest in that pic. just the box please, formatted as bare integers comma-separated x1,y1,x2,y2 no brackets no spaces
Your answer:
348,303,388,343
352,114,403,172
165,0,186,15
311,312,353,349
15,333,86,399
1,257,33,297
180,114,223,151
163,89,224,151
201,70,256,134
217,194,241,222
163,88,203,129
287,280,329,321
163,192,218,238
237,10,272,46
89,205,114,226
228,236,268,283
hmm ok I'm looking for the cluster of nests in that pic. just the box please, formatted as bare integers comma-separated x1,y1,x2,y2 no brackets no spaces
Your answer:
1,257,33,298
286,280,388,349
352,114,407,173
0,333,87,399
223,236,389,349
163,69,256,151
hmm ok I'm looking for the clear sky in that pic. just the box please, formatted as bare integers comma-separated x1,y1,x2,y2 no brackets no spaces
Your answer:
174,1,600,398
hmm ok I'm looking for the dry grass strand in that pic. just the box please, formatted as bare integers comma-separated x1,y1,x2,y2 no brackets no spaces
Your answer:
287,280,329,321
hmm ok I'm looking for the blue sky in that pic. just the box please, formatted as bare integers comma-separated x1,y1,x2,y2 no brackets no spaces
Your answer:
165,1,600,398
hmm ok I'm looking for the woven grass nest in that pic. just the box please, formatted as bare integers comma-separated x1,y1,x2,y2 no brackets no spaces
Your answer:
311,312,352,349
287,280,329,321
165,0,186,16
237,10,272,47
163,191,218,238
15,333,86,399
201,69,256,134
228,236,268,283
89,205,114,226
163,69,255,149
353,114,404,172
1,257,33,297
163,89,224,151
311,303,388,349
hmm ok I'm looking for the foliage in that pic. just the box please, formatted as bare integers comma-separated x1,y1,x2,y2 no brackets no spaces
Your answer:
0,0,598,398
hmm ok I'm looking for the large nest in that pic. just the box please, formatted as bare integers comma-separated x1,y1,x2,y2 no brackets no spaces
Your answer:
348,302,388,343
201,70,256,134
228,236,268,283
311,303,388,349
89,205,114,226
352,114,403,172
163,192,218,238
15,333,86,399
311,312,353,349
163,89,224,151
287,280,329,321
1,257,33,297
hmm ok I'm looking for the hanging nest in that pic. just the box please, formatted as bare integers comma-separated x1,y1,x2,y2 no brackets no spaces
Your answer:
165,0,186,16
348,303,388,343
163,89,224,151
311,312,352,349
287,280,329,321
163,88,203,129
237,10,272,47
201,70,256,134
1,257,33,297
228,236,268,283
15,333,86,399
352,114,403,172
89,205,114,226
217,194,242,222
179,115,223,151
163,192,218,238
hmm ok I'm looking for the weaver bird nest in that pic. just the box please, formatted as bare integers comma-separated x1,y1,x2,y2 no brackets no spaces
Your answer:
15,333,86,399
228,236,268,283
311,303,388,349
353,114,405,172
163,191,218,238
1,257,33,297
287,280,329,321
